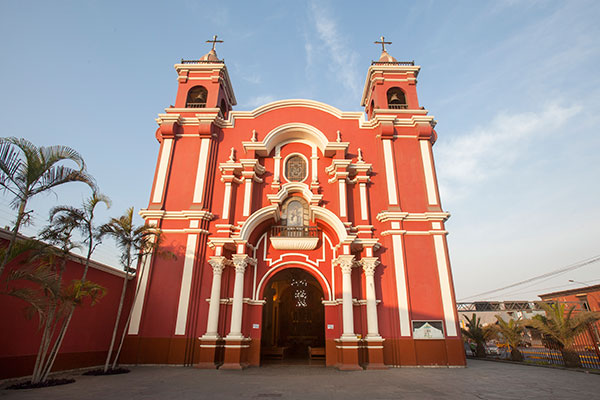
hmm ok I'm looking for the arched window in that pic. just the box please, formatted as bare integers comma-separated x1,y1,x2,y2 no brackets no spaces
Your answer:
387,87,407,109
186,86,207,108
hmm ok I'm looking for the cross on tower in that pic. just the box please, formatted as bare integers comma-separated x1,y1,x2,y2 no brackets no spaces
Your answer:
206,34,223,51
374,36,392,52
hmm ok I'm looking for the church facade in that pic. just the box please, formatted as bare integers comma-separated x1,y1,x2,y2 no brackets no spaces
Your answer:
122,40,465,370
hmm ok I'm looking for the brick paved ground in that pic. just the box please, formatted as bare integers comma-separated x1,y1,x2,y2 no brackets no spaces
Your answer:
2,360,599,400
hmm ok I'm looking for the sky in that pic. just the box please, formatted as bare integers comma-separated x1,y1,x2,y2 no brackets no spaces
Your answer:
0,0,599,301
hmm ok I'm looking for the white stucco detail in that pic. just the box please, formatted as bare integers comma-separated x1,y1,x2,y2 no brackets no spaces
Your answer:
433,235,457,336
222,183,232,220
175,234,198,335
382,139,398,205
152,138,173,203
243,179,252,216
359,183,368,220
420,140,439,206
128,252,153,335
392,234,411,336
192,138,211,204
338,180,347,217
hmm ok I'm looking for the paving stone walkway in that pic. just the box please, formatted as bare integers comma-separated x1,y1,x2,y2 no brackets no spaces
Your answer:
2,360,599,399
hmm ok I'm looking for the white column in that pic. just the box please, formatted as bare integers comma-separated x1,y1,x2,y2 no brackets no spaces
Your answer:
336,255,356,338
222,182,232,220
203,256,227,339
311,146,318,185
338,180,347,217
242,178,252,217
359,183,368,221
227,254,253,339
361,257,381,339
273,147,281,184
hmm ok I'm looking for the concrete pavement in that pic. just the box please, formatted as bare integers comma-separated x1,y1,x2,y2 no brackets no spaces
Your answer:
2,360,599,399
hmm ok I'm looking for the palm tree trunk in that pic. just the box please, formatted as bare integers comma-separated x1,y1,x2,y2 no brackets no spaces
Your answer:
32,304,57,384
0,200,27,276
40,310,73,381
510,347,523,362
31,305,52,383
560,348,582,368
476,342,486,358
104,268,130,372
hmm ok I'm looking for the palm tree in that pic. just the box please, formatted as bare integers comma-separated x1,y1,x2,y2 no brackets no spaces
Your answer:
49,192,111,282
29,193,111,381
100,207,164,372
0,137,96,276
6,265,105,384
461,313,493,358
527,302,600,368
488,315,524,361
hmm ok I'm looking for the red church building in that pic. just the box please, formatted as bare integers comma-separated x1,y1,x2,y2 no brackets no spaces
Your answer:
122,37,465,370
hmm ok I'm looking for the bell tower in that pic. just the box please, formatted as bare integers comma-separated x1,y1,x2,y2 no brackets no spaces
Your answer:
173,35,236,118
360,37,420,120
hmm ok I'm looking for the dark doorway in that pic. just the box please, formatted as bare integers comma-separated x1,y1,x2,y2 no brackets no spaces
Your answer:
261,268,325,364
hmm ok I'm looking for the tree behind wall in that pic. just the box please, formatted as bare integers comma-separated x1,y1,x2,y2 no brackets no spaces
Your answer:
527,303,600,368
0,137,95,277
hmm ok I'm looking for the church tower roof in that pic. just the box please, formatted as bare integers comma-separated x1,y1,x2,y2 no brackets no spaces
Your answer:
377,49,398,63
200,48,220,62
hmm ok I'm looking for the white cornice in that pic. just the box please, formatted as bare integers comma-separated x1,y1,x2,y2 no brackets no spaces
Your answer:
376,211,451,222
139,209,215,221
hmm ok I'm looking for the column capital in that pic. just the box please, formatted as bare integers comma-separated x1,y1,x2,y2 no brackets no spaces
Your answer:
231,254,256,273
361,257,380,277
208,256,230,275
334,255,356,274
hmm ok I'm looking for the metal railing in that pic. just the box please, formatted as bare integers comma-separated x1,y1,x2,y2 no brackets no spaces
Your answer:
271,225,319,238
185,102,206,108
457,301,585,312
371,60,415,66
388,104,408,109
180,59,225,64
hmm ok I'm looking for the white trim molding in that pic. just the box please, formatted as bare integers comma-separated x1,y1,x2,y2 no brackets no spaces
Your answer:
152,138,173,204
174,234,198,335
433,235,458,337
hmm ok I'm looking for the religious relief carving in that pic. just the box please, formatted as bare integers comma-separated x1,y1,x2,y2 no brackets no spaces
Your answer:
286,200,304,226
361,257,380,277
208,256,228,275
334,255,356,275
285,155,307,182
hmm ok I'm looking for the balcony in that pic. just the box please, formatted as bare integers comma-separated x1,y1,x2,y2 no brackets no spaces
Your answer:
388,104,408,109
270,226,319,250
185,102,206,108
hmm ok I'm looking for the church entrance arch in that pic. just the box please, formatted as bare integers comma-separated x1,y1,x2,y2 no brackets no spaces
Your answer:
260,268,325,364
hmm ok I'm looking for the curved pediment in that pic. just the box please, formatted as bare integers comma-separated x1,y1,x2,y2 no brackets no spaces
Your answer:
242,121,348,157
242,99,364,120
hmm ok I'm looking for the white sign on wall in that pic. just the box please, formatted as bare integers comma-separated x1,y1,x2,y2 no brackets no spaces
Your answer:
412,321,444,339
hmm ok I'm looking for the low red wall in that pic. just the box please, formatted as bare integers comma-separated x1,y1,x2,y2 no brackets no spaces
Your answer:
0,238,134,380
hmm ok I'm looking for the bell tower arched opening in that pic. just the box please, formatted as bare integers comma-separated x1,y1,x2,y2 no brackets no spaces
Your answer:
260,268,325,365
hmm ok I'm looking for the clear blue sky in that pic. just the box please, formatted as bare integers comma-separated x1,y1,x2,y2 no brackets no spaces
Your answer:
1,0,599,301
